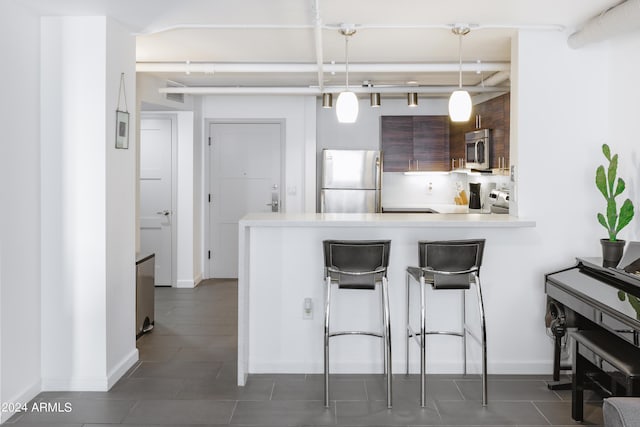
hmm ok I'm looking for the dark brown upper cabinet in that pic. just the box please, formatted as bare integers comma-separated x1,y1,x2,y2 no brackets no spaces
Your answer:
381,115,450,172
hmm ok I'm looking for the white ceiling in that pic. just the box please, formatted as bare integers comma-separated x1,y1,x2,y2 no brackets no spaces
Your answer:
22,0,619,95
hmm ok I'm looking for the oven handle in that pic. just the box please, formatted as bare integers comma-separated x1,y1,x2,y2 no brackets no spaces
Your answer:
475,140,480,163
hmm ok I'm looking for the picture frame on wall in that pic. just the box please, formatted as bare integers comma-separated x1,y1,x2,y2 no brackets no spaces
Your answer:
115,110,129,149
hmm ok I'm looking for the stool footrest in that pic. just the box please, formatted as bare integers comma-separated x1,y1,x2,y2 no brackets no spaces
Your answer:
329,331,383,338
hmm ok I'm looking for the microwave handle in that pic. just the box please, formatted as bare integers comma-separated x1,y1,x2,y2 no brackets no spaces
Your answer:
475,140,480,163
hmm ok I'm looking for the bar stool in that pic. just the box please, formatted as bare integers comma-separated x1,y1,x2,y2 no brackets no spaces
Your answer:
405,239,487,407
323,240,392,408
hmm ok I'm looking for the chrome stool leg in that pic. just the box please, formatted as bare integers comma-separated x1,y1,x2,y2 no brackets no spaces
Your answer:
462,290,467,375
420,276,427,408
382,276,393,408
323,276,332,408
473,274,488,406
405,272,410,376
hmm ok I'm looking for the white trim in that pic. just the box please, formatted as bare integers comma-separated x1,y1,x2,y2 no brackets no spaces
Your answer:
42,377,108,391
0,380,41,424
194,273,203,286
107,348,139,389
176,279,195,288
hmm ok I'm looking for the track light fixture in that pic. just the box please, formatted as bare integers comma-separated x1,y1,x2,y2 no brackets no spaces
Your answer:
322,93,333,108
449,24,472,122
336,26,358,123
407,92,418,107
370,92,381,107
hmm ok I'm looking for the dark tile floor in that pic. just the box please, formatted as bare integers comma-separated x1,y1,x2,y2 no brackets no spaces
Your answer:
7,279,603,426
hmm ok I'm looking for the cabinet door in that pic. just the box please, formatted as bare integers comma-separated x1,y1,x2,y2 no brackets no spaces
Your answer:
481,94,507,169
381,116,413,172
413,116,450,171
449,112,474,169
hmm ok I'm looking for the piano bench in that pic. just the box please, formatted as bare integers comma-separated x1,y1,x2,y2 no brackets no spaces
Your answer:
570,330,640,422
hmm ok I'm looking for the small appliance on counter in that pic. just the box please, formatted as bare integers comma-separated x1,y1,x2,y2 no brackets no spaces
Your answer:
320,149,382,213
488,189,510,214
468,182,481,210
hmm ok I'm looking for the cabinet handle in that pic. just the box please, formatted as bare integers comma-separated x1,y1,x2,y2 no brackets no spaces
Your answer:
416,160,419,170
452,158,456,169
408,159,412,171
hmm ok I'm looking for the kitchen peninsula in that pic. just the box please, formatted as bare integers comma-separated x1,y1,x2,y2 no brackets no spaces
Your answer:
237,212,535,385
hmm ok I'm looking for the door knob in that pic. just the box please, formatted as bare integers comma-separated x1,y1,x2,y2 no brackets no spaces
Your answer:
156,210,171,216
266,201,279,207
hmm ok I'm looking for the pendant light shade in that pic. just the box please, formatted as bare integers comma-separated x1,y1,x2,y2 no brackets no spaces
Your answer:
336,26,358,123
336,91,359,123
449,25,472,122
448,90,472,122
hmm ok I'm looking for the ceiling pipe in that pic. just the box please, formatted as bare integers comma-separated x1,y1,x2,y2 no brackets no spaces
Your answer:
312,0,325,91
137,61,510,74
479,71,510,87
158,85,509,95
568,0,640,48
136,22,564,36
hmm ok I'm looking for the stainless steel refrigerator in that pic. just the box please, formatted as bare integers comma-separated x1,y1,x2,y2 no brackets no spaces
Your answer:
320,149,382,213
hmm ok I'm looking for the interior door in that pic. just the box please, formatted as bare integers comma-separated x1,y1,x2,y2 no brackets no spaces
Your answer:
209,122,282,278
140,117,174,286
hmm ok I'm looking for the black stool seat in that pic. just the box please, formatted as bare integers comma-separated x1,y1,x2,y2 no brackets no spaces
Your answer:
570,330,640,422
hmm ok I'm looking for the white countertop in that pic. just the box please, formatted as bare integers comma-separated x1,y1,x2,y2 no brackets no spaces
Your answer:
240,212,535,228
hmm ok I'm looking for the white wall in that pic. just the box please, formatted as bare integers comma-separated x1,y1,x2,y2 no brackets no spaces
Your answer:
0,2,42,421
41,16,137,391
203,96,317,214
608,32,640,239
105,18,138,386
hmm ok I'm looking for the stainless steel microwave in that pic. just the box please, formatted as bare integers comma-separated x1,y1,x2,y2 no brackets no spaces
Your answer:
465,129,490,170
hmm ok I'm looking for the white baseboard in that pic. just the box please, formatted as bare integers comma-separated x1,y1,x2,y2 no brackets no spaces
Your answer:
0,380,41,424
194,273,203,286
176,279,195,288
107,348,139,389
41,349,139,392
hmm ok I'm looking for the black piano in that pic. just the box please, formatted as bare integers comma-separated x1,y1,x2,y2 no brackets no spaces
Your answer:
545,256,640,415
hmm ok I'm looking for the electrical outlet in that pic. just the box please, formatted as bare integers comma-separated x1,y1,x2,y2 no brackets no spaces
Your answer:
303,297,313,320
427,182,433,194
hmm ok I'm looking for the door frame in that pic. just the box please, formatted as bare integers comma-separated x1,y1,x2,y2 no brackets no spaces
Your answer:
204,119,286,279
140,112,178,287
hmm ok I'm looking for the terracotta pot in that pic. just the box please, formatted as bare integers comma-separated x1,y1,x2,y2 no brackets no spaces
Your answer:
601,238,626,267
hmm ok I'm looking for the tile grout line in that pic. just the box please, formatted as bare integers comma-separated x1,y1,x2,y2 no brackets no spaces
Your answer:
227,400,239,425
530,400,553,426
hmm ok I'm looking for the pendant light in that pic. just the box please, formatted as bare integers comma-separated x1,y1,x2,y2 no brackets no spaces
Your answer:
322,93,333,108
336,27,358,123
449,25,472,122
407,92,418,107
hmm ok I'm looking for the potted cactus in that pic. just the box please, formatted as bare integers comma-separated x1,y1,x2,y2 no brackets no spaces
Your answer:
596,143,635,266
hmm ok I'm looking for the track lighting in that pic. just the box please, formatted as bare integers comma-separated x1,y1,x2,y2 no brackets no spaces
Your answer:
370,92,380,107
407,93,418,107
322,93,333,108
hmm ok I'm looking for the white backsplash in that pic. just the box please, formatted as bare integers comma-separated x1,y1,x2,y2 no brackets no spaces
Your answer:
381,171,510,209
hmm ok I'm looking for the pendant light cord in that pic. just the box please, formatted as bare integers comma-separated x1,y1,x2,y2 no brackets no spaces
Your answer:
458,34,462,89
345,35,350,90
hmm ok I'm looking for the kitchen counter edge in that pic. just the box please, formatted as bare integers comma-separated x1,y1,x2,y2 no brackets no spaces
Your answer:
239,213,535,228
